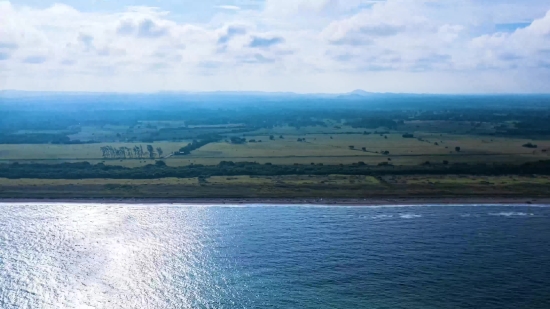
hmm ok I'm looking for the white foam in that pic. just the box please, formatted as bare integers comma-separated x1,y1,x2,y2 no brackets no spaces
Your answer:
489,212,534,217
371,214,394,219
399,213,422,219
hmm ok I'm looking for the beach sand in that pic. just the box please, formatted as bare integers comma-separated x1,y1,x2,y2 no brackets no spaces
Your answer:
1,197,549,206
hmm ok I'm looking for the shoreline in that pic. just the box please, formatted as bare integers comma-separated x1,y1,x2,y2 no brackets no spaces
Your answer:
1,197,549,206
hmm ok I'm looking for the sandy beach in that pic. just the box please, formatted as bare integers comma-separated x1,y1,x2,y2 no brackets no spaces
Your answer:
1,197,549,206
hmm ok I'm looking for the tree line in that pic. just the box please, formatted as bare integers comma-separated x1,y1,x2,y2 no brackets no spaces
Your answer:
100,145,163,159
176,135,221,155
3,160,550,180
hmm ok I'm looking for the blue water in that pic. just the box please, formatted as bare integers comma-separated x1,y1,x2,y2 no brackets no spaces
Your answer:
1,204,550,308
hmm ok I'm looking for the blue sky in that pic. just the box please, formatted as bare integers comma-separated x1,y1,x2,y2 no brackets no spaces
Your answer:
1,0,550,93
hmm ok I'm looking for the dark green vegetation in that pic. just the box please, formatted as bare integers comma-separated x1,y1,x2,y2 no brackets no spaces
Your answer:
176,135,220,155
100,145,164,159
1,92,550,199
3,160,550,179
3,93,550,144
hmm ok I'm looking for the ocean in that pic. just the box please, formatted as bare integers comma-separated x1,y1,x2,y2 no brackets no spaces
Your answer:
1,203,550,308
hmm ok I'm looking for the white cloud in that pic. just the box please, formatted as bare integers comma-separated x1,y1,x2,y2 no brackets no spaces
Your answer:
215,5,241,11
0,0,549,93
469,10,550,69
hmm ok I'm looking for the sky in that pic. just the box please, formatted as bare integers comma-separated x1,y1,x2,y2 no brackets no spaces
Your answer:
1,0,550,94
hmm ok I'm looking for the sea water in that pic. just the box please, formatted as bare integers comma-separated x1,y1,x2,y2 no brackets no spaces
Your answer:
1,203,550,308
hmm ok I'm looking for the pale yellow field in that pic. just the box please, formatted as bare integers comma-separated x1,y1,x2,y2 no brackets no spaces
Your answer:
0,142,187,160
194,134,549,158
207,175,380,185
0,133,548,167
0,175,381,186
387,175,550,186
0,178,199,186
3,174,547,190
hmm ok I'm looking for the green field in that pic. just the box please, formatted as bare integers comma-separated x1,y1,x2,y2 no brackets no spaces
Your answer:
0,175,382,186
0,142,185,160
1,174,549,199
1,130,547,167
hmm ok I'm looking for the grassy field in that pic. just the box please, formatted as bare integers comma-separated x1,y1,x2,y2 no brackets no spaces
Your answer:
0,131,548,167
0,175,381,186
385,175,550,186
1,174,549,199
0,142,186,160
157,132,546,166
0,177,199,186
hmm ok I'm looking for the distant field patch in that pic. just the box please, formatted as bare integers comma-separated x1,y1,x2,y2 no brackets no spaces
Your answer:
0,142,187,160
0,178,199,186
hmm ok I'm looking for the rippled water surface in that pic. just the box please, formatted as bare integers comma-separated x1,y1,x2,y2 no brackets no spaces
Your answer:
1,203,550,308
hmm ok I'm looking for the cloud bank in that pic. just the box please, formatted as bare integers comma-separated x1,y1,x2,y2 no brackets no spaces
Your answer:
0,0,549,93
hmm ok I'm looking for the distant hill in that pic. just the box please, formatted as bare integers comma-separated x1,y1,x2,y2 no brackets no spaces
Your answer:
349,89,374,96
335,89,378,100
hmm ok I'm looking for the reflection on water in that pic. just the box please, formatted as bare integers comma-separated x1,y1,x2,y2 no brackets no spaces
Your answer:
1,203,550,309
0,204,244,308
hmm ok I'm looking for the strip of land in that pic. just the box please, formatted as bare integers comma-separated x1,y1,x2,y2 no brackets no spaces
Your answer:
1,198,549,206
2,93,550,201
1,174,549,202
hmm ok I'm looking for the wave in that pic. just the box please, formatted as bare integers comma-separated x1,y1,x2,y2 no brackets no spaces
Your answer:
371,214,394,219
489,212,534,217
399,213,422,219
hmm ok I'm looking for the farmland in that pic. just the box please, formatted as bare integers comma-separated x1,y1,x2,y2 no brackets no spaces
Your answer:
0,131,547,167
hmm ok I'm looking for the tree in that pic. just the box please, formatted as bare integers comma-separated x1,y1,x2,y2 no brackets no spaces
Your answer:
455,146,461,152
156,147,164,157
118,147,126,159
269,135,275,140
230,137,246,144
279,135,284,139
147,145,155,159
100,146,108,158
362,147,366,152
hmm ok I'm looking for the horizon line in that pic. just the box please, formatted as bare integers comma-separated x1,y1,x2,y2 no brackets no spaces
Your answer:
2,89,550,96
